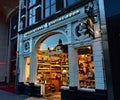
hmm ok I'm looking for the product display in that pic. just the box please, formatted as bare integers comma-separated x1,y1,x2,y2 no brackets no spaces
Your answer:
36,49,69,93
78,46,95,89
36,44,95,93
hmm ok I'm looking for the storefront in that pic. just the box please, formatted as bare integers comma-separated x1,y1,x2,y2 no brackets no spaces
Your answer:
17,1,107,99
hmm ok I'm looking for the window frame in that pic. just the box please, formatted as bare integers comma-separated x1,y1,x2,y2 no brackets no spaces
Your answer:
44,0,56,18
64,0,80,7
28,0,42,26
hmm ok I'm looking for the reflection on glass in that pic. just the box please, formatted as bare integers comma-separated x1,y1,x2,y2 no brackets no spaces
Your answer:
40,34,67,50
29,0,36,7
68,0,77,6
45,0,56,18
29,8,36,25
51,5,56,15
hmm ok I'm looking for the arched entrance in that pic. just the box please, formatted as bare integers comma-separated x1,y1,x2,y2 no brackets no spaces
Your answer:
36,33,69,95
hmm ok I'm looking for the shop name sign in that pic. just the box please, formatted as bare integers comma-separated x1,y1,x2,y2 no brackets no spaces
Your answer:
24,9,80,37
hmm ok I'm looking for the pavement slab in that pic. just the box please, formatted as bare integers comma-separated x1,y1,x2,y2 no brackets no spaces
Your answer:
0,90,61,100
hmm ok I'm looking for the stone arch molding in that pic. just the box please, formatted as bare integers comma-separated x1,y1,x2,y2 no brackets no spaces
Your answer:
34,29,68,49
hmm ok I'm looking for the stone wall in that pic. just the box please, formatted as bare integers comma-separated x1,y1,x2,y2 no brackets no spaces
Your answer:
0,21,9,82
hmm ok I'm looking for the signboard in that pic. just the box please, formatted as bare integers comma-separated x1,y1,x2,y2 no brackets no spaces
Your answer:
24,9,80,37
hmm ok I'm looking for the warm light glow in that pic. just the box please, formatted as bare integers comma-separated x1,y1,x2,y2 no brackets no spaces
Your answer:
25,57,30,83
95,30,100,37
50,47,54,50
87,46,91,49
81,55,85,58
95,30,99,34
0,62,6,64
80,22,83,26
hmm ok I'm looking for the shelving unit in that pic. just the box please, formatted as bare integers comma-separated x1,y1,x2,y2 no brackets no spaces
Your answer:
36,46,69,93
36,62,69,93
36,62,69,85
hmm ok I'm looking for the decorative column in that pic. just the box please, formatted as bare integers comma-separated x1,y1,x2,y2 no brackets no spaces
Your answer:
29,38,37,83
18,34,25,82
67,23,78,88
68,45,78,87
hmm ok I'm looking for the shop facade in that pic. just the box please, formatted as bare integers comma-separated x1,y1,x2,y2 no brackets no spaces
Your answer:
17,0,108,99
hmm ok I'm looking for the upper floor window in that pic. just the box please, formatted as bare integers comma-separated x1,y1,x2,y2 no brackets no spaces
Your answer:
19,0,84,28
67,0,77,6
44,0,56,18
29,7,36,25
28,0,42,26
29,0,36,7
29,0,41,7
64,0,82,7
21,0,26,9
11,12,18,38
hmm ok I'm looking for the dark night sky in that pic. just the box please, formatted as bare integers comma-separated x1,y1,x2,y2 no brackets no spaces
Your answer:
105,0,120,17
104,0,120,17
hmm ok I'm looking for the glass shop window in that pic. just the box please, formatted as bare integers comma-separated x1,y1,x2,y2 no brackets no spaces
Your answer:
25,57,30,83
78,46,95,89
36,34,69,87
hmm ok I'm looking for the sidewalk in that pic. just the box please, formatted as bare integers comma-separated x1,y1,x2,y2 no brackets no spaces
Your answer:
0,90,61,100
0,83,15,93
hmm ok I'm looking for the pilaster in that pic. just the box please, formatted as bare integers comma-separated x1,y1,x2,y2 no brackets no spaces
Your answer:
18,34,25,82
67,23,78,87
29,38,37,83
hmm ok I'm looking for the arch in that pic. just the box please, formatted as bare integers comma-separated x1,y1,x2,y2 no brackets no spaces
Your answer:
35,30,68,50
35,31,69,89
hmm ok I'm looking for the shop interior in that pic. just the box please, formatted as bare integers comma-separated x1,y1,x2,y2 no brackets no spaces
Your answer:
78,46,95,89
24,34,95,95
36,42,69,94
36,45,95,94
